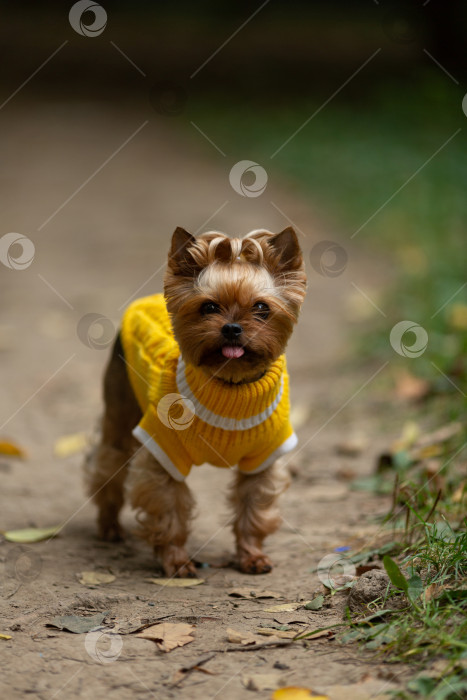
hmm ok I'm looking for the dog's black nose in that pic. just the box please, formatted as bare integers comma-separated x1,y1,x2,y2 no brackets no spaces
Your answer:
222,323,243,340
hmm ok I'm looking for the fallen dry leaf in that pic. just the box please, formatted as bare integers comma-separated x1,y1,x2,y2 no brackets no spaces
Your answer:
47,612,107,634
146,578,204,588
424,583,446,602
299,629,333,640
227,628,263,645
263,602,310,613
78,571,116,586
304,595,324,611
336,435,368,457
448,303,467,330
273,688,329,699
54,432,88,458
0,633,12,640
394,370,430,402
256,628,297,639
2,525,61,543
418,445,443,460
136,622,194,652
228,587,280,599
0,440,26,458
391,421,420,453
242,672,285,691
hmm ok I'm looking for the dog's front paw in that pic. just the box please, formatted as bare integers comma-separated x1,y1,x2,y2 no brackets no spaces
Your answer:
238,551,273,575
159,545,197,578
98,520,124,543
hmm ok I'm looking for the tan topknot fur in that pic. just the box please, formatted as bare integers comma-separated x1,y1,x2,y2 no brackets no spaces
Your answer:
188,231,265,266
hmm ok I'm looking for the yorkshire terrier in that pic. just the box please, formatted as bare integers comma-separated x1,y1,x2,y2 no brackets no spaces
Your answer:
85,227,307,576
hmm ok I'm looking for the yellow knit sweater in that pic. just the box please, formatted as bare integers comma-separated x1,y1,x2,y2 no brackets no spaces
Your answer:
120,294,297,481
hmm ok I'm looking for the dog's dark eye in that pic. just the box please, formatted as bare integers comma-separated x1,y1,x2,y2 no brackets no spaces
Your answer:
201,301,221,315
253,302,269,319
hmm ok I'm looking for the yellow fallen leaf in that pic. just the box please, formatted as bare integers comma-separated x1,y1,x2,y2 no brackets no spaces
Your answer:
2,526,61,543
0,634,12,640
136,622,194,652
448,303,467,330
146,578,204,587
78,571,115,586
392,421,420,453
417,444,443,459
0,440,26,458
54,432,88,458
227,628,263,645
263,602,310,613
273,688,329,699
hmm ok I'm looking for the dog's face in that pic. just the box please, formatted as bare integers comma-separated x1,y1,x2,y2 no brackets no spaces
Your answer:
164,227,307,383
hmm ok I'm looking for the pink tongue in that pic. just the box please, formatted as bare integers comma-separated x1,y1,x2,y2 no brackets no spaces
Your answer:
222,346,245,359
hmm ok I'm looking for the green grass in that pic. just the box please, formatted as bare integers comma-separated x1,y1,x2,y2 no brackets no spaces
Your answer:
344,523,467,700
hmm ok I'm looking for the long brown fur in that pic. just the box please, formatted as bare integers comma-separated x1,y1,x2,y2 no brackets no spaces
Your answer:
85,227,306,576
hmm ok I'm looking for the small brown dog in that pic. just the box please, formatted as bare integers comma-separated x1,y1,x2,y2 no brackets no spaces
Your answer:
85,227,306,576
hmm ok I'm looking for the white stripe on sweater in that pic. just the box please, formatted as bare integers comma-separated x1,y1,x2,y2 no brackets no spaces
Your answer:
175,357,283,431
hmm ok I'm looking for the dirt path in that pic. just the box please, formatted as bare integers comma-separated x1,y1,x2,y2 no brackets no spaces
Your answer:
1,103,406,699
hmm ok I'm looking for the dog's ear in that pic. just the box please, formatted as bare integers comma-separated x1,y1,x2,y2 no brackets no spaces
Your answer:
267,227,303,271
168,227,197,275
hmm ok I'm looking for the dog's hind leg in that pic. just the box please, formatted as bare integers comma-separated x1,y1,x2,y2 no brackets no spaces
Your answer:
84,333,141,542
